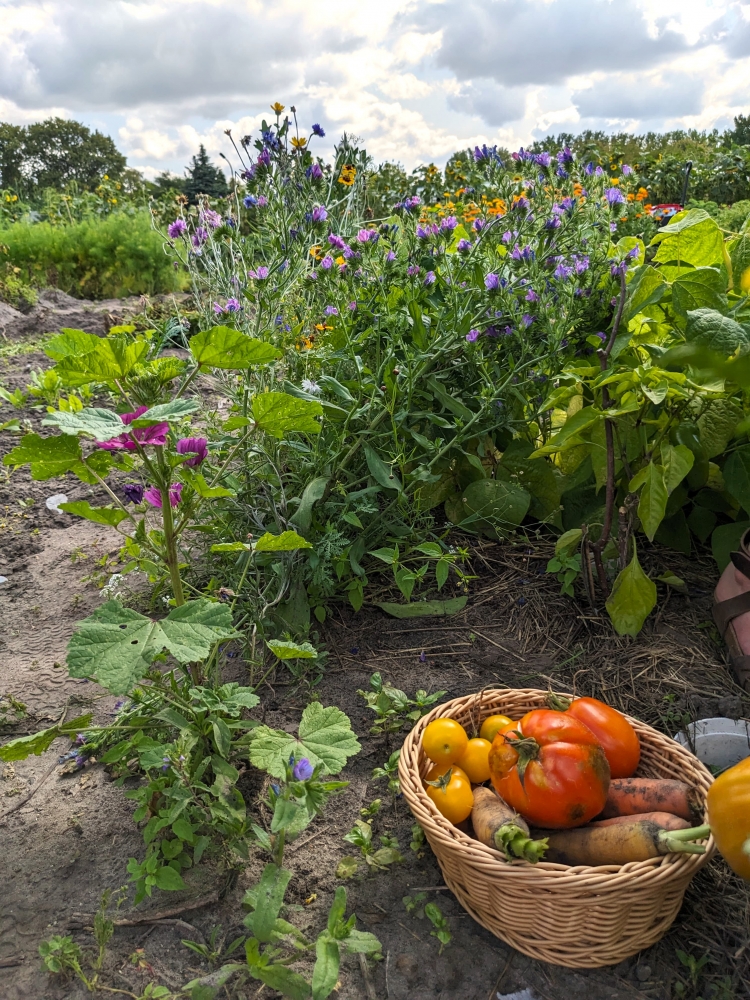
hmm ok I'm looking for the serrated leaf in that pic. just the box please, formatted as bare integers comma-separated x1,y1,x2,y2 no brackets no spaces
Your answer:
45,328,101,361
0,713,93,762
130,399,199,426
58,501,129,527
363,444,402,491
266,639,317,660
67,599,237,695
605,545,656,637
253,392,322,438
255,530,313,552
637,462,668,541
42,407,125,441
55,338,149,385
211,541,251,552
190,326,282,369
247,703,360,778
375,597,468,618
3,432,87,480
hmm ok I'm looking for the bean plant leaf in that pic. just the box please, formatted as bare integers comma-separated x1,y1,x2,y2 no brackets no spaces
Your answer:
58,500,129,527
3,432,87,480
622,266,666,324
685,309,750,356
130,399,199,425
659,443,694,494
154,866,186,891
376,597,468,618
0,713,93,762
247,703,360,778
722,446,750,513
67,599,237,695
252,392,322,438
255,530,313,552
266,639,318,660
652,216,724,269
42,408,125,441
638,462,668,541
459,479,530,534
190,326,282,369
671,268,727,318
605,546,657,636
698,398,743,458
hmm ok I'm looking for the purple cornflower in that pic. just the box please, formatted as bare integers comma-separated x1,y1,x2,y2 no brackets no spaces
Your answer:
605,187,625,206
324,305,339,316
225,297,241,313
485,273,500,291
406,265,420,277
306,163,323,181
525,289,539,302
293,757,314,781
123,483,144,504
191,227,208,249
311,205,327,223
144,483,182,509
167,219,187,239
311,123,325,137
243,194,258,208
456,238,472,252
98,407,169,452
440,216,458,231
466,328,481,342
177,437,208,467
385,250,396,262
321,255,334,270
424,270,436,286
328,233,346,250
200,209,222,229
248,265,269,280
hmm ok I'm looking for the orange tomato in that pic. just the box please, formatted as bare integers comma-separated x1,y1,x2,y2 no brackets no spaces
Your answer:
479,714,515,743
488,709,610,829
562,697,640,779
425,766,474,824
456,738,492,783
422,718,468,766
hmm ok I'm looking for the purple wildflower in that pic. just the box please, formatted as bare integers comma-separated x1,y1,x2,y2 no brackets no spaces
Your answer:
535,152,552,167
200,209,222,229
144,483,183,509
605,187,625,206
595,165,604,177
176,437,208,467
466,328,481,343
213,302,225,315
306,163,323,180
258,149,271,168
545,216,561,230
419,650,426,663
167,219,187,239
248,265,269,280
521,313,534,328
293,757,314,781
123,483,144,504
512,196,530,211
424,270,436,286
473,219,485,232
610,259,628,278
621,164,633,175
485,273,500,291
525,289,539,302
257,195,268,207
440,216,458,231
584,162,595,176
406,265,420,277
554,263,574,280
324,305,339,316
320,255,334,270
328,233,346,250
191,227,208,249
311,205,327,223
225,298,241,313
348,301,357,310
311,123,325,137
557,147,574,165
98,407,169,452
243,194,258,208
456,238,472,252
385,250,396,262
573,255,590,274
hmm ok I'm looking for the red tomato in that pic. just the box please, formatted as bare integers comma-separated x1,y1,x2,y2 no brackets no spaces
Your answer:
563,697,640,779
488,708,610,829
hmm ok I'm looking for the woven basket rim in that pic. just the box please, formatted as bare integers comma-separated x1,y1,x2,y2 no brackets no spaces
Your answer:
399,687,715,884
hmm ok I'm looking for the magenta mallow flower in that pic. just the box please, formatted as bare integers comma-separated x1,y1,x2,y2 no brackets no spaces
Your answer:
167,219,187,239
144,483,183,508
176,437,208,467
98,407,169,451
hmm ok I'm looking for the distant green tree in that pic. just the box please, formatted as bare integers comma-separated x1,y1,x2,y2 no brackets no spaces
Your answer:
184,145,228,203
22,118,126,190
0,123,27,190
730,114,750,147
149,170,187,196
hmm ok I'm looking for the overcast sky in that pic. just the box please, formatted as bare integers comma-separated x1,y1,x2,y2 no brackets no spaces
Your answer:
1,0,749,179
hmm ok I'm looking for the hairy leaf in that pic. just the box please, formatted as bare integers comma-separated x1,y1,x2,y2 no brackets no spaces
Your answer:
3,432,87,480
42,407,125,441
58,501,129,527
190,326,282,369
253,392,322,438
266,639,318,660
247,703,360,778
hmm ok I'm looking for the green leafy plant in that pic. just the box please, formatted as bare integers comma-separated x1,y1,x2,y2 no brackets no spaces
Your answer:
358,673,446,736
342,819,403,872
424,902,452,954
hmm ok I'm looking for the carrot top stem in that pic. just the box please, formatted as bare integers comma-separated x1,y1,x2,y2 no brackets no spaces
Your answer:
496,823,548,864
659,824,711,855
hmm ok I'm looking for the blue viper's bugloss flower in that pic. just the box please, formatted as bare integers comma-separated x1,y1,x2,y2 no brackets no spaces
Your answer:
545,216,561,230
595,165,604,176
328,233,346,250
243,194,258,208
406,265,420,277
167,219,187,239
465,328,480,341
385,250,396,262
321,255,334,270
324,305,339,315
574,255,590,274
311,205,327,223
225,297,241,312
584,161,596,176
554,263,574,280
123,483,144,504
610,259,628,278
556,167,569,179
248,265,269,280
512,196,530,211
258,149,271,167
557,147,574,165
306,162,323,180
241,165,257,180
621,164,633,175
293,757,315,781
424,270,436,286
440,216,458,231
521,313,534,328
456,238,472,252
311,123,325,137
535,152,552,167
525,289,539,302
348,300,357,310
605,187,625,206
485,273,500,290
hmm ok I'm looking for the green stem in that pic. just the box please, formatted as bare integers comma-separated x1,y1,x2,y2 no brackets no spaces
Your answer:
159,481,185,607
660,824,711,855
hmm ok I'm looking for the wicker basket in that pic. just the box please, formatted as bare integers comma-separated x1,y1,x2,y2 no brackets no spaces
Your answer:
399,688,715,968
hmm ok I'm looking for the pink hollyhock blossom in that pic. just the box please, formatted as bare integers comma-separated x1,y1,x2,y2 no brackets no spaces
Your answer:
176,437,208,467
144,483,183,508
98,407,169,451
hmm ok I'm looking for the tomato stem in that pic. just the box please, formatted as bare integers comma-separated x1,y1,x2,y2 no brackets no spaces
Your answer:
509,736,540,786
425,768,453,792
546,692,571,712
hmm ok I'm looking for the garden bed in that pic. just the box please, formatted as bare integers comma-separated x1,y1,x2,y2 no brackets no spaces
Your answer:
1,333,748,999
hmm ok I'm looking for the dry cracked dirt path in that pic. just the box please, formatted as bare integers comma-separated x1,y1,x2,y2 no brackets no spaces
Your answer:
1,321,749,1000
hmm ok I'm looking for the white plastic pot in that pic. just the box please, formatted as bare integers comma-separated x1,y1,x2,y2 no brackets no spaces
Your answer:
675,717,750,772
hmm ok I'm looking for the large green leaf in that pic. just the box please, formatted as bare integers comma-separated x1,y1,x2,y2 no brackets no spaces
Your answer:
248,864,292,944
67,599,237,695
729,234,750,289
266,639,317,660
290,476,329,530
605,547,657,636
45,328,101,361
130,399,199,425
252,392,322,438
364,444,402,492
190,326,282,369
376,597,468,618
311,936,340,1000
0,714,93,762
712,520,750,572
497,453,560,519
42,407,126,441
724,446,750,512
254,965,311,1000
247,703,360,778
659,443,694,494
457,478,530,534
637,462,668,541
58,501,129,527
685,309,750,356
532,407,602,455
255,530,313,552
652,215,724,269
672,268,727,319
623,266,667,324
3,432,87,480
55,338,149,385
697,398,743,458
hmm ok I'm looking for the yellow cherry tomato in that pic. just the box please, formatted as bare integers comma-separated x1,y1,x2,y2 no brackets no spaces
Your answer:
480,714,516,743
425,766,474,824
456,737,492,783
425,761,469,784
422,718,468,766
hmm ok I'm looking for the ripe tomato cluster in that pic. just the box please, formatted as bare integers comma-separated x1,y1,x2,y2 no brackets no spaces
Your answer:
421,697,641,831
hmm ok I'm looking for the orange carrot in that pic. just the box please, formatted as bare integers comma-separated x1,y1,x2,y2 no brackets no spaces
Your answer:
587,811,690,832
599,778,700,823
532,820,709,867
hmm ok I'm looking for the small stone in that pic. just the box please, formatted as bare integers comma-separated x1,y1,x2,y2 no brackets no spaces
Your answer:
395,953,419,984
0,576,7,586
45,494,68,512
635,964,652,982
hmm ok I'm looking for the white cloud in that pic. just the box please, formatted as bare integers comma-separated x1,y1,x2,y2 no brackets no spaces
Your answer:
0,0,748,176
